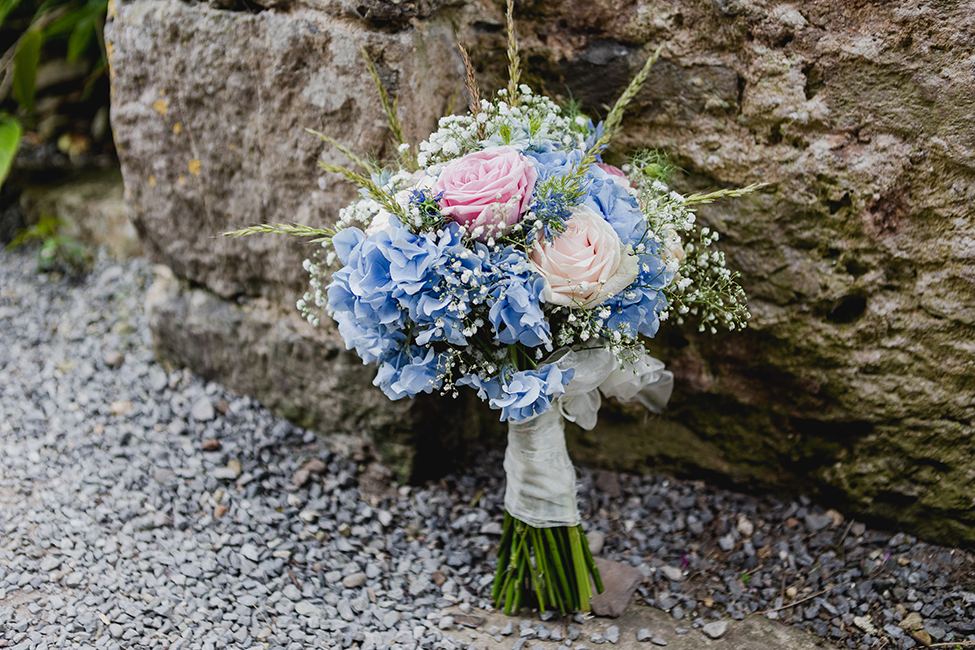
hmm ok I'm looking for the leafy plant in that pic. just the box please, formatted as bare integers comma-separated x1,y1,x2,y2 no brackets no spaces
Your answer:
0,0,110,186
6,212,91,273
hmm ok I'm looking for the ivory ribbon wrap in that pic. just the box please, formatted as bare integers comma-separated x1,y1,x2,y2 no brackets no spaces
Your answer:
559,348,674,430
503,346,675,527
503,407,580,527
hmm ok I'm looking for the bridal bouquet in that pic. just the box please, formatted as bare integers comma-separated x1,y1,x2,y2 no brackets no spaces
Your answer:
229,0,759,616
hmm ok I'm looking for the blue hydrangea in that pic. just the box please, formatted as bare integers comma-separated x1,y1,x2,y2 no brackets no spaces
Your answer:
329,222,477,358
489,274,550,347
459,363,574,422
335,317,406,365
327,228,407,364
486,246,551,348
601,249,671,338
524,149,583,182
408,226,486,347
373,347,446,400
582,119,606,159
384,225,454,298
583,168,648,247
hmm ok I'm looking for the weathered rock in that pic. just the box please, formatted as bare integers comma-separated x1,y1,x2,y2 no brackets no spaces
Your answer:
143,266,496,480
109,0,975,543
303,458,328,474
586,529,605,556
505,0,975,545
191,397,215,422
590,557,644,618
659,565,684,583
702,620,729,640
17,169,141,259
107,0,461,305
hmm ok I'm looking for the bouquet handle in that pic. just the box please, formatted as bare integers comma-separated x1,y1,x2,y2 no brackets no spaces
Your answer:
493,408,603,615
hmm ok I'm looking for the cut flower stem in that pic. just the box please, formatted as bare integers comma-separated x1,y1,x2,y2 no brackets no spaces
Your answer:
492,510,603,615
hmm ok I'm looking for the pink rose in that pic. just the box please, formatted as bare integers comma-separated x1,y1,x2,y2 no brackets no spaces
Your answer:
433,146,537,240
529,205,639,307
596,162,627,181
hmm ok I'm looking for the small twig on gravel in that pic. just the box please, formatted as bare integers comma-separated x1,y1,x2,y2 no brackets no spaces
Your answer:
926,643,975,649
742,564,765,576
836,519,855,547
756,582,853,615
287,567,301,589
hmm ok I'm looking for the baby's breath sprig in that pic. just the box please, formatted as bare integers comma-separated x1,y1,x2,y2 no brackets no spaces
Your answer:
665,226,750,332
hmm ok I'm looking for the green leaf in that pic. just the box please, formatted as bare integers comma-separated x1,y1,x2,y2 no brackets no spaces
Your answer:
0,117,21,188
44,8,87,37
80,58,105,102
0,0,23,28
66,16,94,61
34,0,65,17
13,29,43,113
47,0,108,38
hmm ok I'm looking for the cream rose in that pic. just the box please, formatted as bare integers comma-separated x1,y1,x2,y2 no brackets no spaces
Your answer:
529,205,639,307
365,209,393,237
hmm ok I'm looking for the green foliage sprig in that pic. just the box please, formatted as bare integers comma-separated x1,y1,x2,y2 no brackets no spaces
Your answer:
222,222,335,244
0,0,111,187
559,45,664,204
6,213,91,274
361,47,416,171
306,127,403,218
504,0,521,105
682,183,769,206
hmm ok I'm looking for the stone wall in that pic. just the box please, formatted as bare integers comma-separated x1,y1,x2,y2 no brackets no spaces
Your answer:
107,0,975,544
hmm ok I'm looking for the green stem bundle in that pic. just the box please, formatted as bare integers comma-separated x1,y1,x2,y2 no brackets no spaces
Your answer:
491,511,603,616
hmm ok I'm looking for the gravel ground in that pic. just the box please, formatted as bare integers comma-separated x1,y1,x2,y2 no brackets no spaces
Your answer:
1,245,974,650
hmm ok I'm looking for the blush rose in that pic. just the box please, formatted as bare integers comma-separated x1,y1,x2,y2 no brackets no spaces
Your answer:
529,204,639,308
433,146,537,240
596,162,636,194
